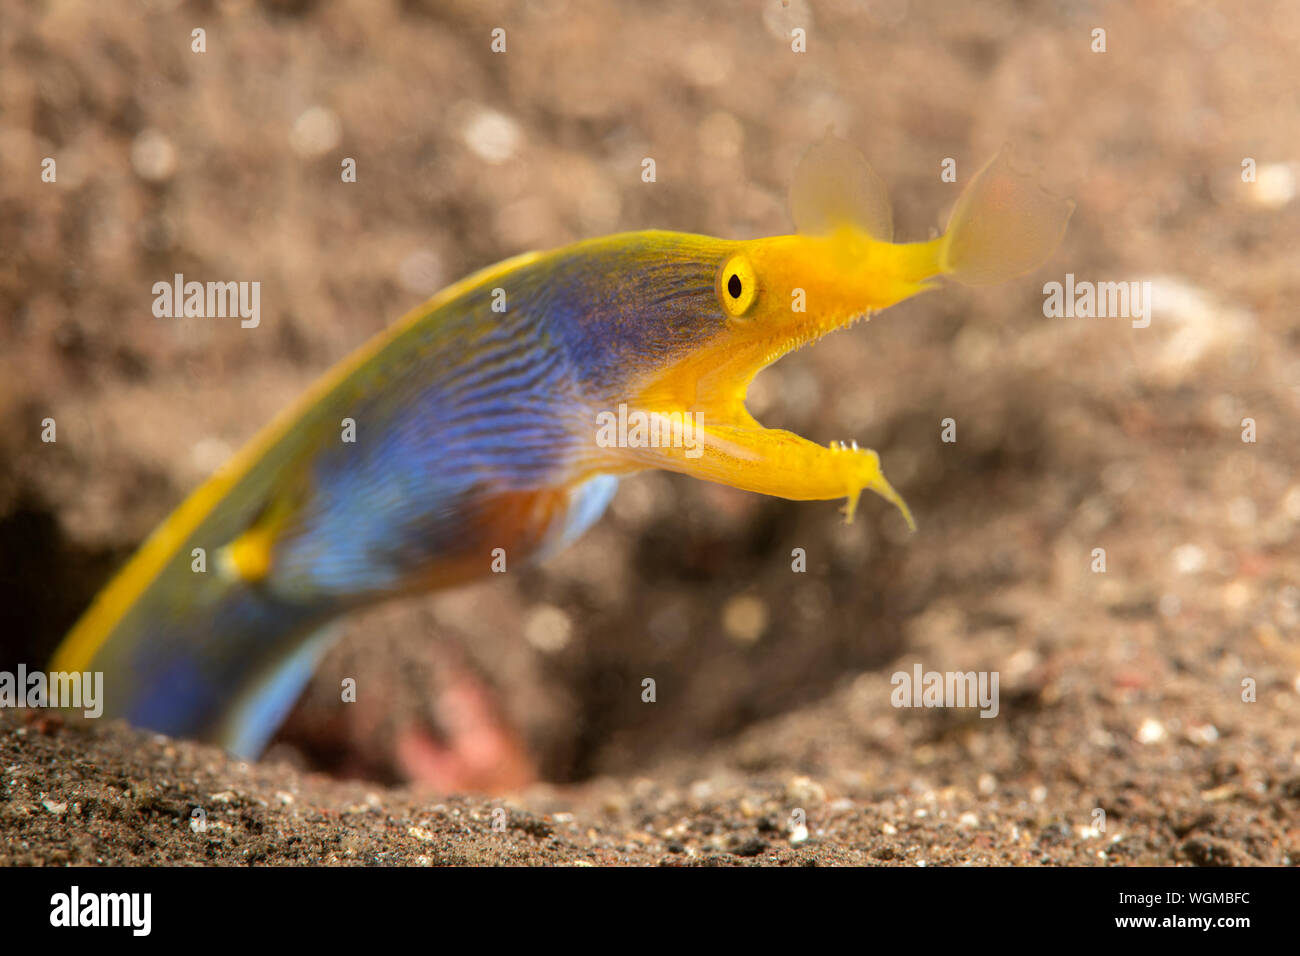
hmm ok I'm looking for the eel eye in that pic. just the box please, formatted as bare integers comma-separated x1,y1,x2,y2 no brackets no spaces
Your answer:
718,254,758,317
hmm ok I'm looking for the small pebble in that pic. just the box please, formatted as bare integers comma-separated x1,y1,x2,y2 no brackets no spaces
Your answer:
722,596,767,645
130,128,176,182
1248,161,1298,208
524,604,573,653
784,775,825,805
1136,718,1167,745
1173,544,1207,575
290,106,341,158
462,108,522,164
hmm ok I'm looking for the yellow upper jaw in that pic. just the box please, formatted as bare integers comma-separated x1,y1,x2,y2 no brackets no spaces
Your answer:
635,231,948,425
747,231,945,321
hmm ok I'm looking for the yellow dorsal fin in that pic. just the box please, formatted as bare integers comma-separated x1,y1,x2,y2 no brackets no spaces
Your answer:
789,135,893,241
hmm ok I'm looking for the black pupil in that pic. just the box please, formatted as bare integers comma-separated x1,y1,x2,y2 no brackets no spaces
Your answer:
727,273,743,298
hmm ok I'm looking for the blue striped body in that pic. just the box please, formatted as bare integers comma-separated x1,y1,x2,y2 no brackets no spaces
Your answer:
67,231,736,753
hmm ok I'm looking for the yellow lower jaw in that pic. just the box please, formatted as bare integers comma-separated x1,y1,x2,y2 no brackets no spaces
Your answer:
832,440,915,530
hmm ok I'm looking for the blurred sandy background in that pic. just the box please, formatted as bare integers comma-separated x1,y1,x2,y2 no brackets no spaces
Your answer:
1,0,1298,864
